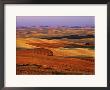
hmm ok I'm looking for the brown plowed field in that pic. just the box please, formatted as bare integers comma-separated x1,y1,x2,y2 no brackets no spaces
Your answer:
16,49,94,75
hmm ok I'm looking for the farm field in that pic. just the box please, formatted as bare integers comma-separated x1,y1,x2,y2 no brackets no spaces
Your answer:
16,16,95,75
16,28,95,75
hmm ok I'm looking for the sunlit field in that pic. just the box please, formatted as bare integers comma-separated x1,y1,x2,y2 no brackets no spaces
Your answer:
16,16,95,75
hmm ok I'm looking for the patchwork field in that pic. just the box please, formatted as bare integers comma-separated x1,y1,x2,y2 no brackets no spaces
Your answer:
16,28,95,75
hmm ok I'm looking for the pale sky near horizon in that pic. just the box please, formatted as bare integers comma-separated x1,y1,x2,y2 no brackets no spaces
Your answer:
16,16,95,27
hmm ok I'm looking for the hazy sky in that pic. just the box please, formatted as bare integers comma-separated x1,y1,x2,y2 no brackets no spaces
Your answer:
16,16,95,27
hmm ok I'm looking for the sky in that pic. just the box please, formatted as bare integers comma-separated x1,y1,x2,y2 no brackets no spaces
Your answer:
16,16,95,27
